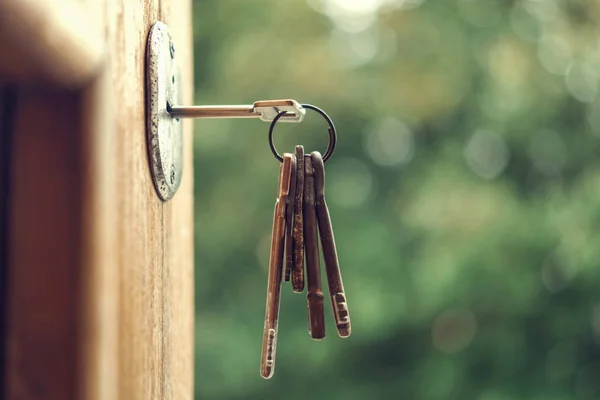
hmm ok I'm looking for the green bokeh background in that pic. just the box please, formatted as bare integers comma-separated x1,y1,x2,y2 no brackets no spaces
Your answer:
191,1,600,399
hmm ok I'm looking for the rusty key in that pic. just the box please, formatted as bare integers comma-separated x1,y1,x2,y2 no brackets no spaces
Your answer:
291,145,305,293
260,153,294,379
312,151,351,338
283,152,297,282
303,155,326,340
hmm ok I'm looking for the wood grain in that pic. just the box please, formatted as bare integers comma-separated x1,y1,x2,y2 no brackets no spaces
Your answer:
109,1,194,399
2,0,194,399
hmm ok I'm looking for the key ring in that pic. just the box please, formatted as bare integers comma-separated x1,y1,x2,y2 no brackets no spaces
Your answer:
268,104,337,163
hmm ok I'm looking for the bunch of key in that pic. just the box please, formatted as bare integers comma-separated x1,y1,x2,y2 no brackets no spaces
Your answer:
260,146,351,379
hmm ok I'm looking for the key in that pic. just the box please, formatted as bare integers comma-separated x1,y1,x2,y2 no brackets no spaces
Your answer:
312,151,351,338
283,151,297,282
291,145,305,293
303,155,326,340
253,100,305,122
260,153,295,379
169,99,305,122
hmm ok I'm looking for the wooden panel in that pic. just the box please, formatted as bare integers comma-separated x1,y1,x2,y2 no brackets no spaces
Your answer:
107,0,194,398
2,0,194,399
0,0,105,87
78,68,119,400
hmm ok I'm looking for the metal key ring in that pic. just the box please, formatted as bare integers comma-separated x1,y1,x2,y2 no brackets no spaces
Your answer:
268,104,337,163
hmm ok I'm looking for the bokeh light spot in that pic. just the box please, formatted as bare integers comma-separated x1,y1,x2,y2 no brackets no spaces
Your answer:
487,39,531,88
523,0,559,22
321,0,380,32
365,117,415,167
329,27,380,68
587,98,600,135
464,129,509,180
565,61,598,103
329,0,382,14
510,4,542,43
538,34,572,76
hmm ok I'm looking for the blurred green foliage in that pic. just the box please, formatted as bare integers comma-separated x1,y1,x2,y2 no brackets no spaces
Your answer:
191,0,600,399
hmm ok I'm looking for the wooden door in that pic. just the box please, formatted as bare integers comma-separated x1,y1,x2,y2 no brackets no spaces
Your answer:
0,1,194,399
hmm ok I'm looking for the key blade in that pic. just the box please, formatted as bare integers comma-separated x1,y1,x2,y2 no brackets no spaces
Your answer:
253,99,305,123
260,154,294,379
292,145,306,293
303,155,326,340
311,151,351,338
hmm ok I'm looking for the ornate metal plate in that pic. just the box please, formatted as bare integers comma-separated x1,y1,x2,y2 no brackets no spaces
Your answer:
146,21,183,201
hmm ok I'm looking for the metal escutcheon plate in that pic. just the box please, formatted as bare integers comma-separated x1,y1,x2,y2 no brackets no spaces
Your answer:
146,21,183,201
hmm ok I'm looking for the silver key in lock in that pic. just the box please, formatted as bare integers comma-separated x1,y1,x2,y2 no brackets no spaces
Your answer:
169,99,306,123
146,22,307,203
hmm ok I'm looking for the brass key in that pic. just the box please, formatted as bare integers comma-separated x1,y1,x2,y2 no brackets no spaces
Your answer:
303,155,326,340
312,151,351,338
260,153,295,379
291,145,305,293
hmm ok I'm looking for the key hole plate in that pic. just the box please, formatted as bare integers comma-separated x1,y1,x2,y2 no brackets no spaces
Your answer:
146,21,183,201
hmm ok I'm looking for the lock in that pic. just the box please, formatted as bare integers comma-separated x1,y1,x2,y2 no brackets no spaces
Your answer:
146,22,306,201
146,21,183,201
